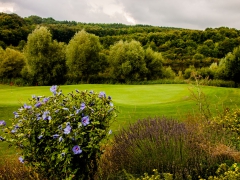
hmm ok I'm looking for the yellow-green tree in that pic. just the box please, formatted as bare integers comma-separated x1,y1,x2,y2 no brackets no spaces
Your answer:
0,47,25,78
108,40,147,82
66,30,102,83
24,26,67,85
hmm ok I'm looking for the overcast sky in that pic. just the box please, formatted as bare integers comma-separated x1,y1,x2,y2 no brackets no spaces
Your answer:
1,0,240,30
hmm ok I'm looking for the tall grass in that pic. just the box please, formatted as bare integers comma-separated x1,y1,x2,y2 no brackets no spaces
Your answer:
97,117,235,180
0,156,42,180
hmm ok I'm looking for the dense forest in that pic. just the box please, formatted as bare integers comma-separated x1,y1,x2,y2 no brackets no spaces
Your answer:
1,12,240,86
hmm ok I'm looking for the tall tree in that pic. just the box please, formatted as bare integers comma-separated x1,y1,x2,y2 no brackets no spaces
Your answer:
145,47,164,80
66,30,102,83
108,40,147,82
24,26,66,85
224,46,240,84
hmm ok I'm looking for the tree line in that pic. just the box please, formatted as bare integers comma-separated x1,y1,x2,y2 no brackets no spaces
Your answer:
0,13,240,85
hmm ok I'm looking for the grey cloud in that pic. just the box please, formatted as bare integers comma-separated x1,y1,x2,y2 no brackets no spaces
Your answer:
1,0,240,29
118,0,240,29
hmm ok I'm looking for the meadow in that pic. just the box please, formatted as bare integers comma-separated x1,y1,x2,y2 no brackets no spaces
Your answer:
1,84,240,131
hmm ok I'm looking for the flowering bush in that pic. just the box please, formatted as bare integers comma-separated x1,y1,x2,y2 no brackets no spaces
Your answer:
211,108,240,150
201,163,240,180
1,86,117,179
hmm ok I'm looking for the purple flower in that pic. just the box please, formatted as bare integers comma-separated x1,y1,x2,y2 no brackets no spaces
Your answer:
42,111,51,120
81,116,90,126
76,89,80,93
61,152,65,157
11,125,19,133
50,85,58,95
36,113,42,120
76,103,86,114
76,109,80,114
72,145,82,155
23,104,32,109
80,103,85,110
38,135,43,139
59,136,63,142
35,102,42,108
42,97,49,103
53,134,60,139
0,120,6,126
99,92,106,98
64,125,71,134
11,129,17,133
13,111,19,118
19,156,24,163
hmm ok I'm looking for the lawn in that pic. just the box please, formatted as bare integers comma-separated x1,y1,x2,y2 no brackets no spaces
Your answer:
0,84,240,156
1,84,240,130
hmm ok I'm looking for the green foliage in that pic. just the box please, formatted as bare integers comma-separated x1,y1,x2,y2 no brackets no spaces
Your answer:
24,26,67,85
1,86,117,179
108,40,148,82
211,108,240,150
183,65,197,79
205,163,240,180
145,47,164,80
136,170,173,180
162,66,176,79
0,13,30,46
124,169,173,180
0,47,25,79
224,46,240,84
66,30,102,83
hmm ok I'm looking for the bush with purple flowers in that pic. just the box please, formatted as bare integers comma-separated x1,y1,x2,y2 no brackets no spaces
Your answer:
1,86,117,179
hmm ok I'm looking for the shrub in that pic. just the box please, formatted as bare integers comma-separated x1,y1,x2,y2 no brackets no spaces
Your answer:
1,86,117,179
98,117,232,180
124,169,173,180
203,163,240,180
211,108,240,151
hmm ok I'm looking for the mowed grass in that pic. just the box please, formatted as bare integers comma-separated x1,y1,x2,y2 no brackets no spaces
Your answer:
0,84,240,156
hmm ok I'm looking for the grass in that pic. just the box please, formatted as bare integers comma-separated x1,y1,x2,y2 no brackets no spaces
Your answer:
1,84,240,157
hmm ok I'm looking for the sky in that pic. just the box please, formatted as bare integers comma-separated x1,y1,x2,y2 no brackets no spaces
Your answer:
1,0,240,30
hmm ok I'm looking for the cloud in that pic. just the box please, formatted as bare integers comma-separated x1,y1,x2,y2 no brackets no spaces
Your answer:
118,0,240,29
1,0,240,29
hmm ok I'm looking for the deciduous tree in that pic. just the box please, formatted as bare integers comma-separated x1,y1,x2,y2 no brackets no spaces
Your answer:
24,26,66,85
224,46,240,84
0,47,25,78
145,47,164,80
108,40,147,82
66,30,102,83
